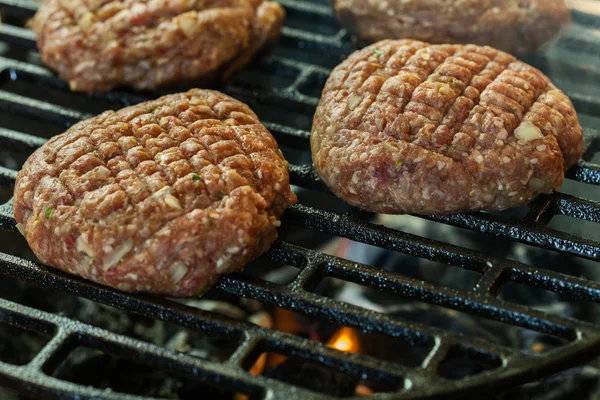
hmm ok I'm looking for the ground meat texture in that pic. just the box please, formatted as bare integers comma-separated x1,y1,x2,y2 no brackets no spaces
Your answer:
14,89,297,296
334,0,571,55
311,40,583,215
31,0,285,93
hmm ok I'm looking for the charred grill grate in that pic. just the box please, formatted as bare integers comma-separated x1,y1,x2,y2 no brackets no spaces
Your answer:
0,0,599,399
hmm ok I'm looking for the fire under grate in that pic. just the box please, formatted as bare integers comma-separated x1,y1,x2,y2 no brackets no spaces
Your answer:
0,0,599,399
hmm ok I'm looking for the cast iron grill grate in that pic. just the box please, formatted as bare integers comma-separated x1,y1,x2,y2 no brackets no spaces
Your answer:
0,0,599,399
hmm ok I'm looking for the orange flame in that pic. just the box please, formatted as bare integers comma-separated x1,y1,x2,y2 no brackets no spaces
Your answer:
327,327,360,353
249,353,268,376
236,353,269,400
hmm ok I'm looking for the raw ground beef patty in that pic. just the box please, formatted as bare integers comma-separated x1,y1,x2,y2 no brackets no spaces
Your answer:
333,0,571,55
32,0,285,93
14,89,297,296
311,40,583,215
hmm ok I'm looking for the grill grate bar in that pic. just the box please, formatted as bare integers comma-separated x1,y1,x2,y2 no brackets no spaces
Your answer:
281,26,343,48
555,192,600,221
3,218,592,377
260,240,600,306
75,331,269,397
270,55,332,76
269,243,600,314
504,266,600,302
308,256,593,339
285,205,519,273
474,265,505,296
262,122,310,148
0,252,416,382
0,299,286,400
226,83,319,108
288,259,320,289
278,0,332,16
0,24,36,49
0,236,521,365
285,205,498,271
0,89,88,125
25,328,70,372
567,161,600,184
224,334,259,368
0,0,35,16
280,206,600,299
426,211,600,260
421,338,450,372
5,281,594,400
0,59,150,107
218,274,519,357
0,0,599,398
0,126,47,148
0,166,17,183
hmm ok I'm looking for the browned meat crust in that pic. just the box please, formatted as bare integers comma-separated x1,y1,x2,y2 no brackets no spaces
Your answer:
31,0,285,93
14,89,297,296
334,0,571,55
311,40,583,215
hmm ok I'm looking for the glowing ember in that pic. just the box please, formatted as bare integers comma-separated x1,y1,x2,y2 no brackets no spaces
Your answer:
328,327,360,353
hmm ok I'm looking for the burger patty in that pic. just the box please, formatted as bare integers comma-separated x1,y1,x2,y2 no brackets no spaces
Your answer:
311,40,583,215
333,0,571,55
32,0,285,93
14,89,297,296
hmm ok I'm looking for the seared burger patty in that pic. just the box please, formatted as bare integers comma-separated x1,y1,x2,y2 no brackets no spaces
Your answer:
334,0,571,55
311,40,583,215
32,0,285,93
14,89,297,296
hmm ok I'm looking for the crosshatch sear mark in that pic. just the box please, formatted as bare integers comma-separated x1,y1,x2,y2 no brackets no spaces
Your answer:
13,89,297,297
311,40,584,216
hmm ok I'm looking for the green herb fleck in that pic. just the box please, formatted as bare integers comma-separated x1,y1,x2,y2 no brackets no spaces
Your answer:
196,287,209,297
384,142,398,151
218,109,226,120
451,78,458,85
434,71,441,75
373,49,385,56
192,173,201,181
150,106,161,114
45,207,52,219
395,160,404,168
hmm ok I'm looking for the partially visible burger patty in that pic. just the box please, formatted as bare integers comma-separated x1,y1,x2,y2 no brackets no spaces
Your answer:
32,0,285,93
334,0,571,55
14,89,296,296
311,40,583,215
